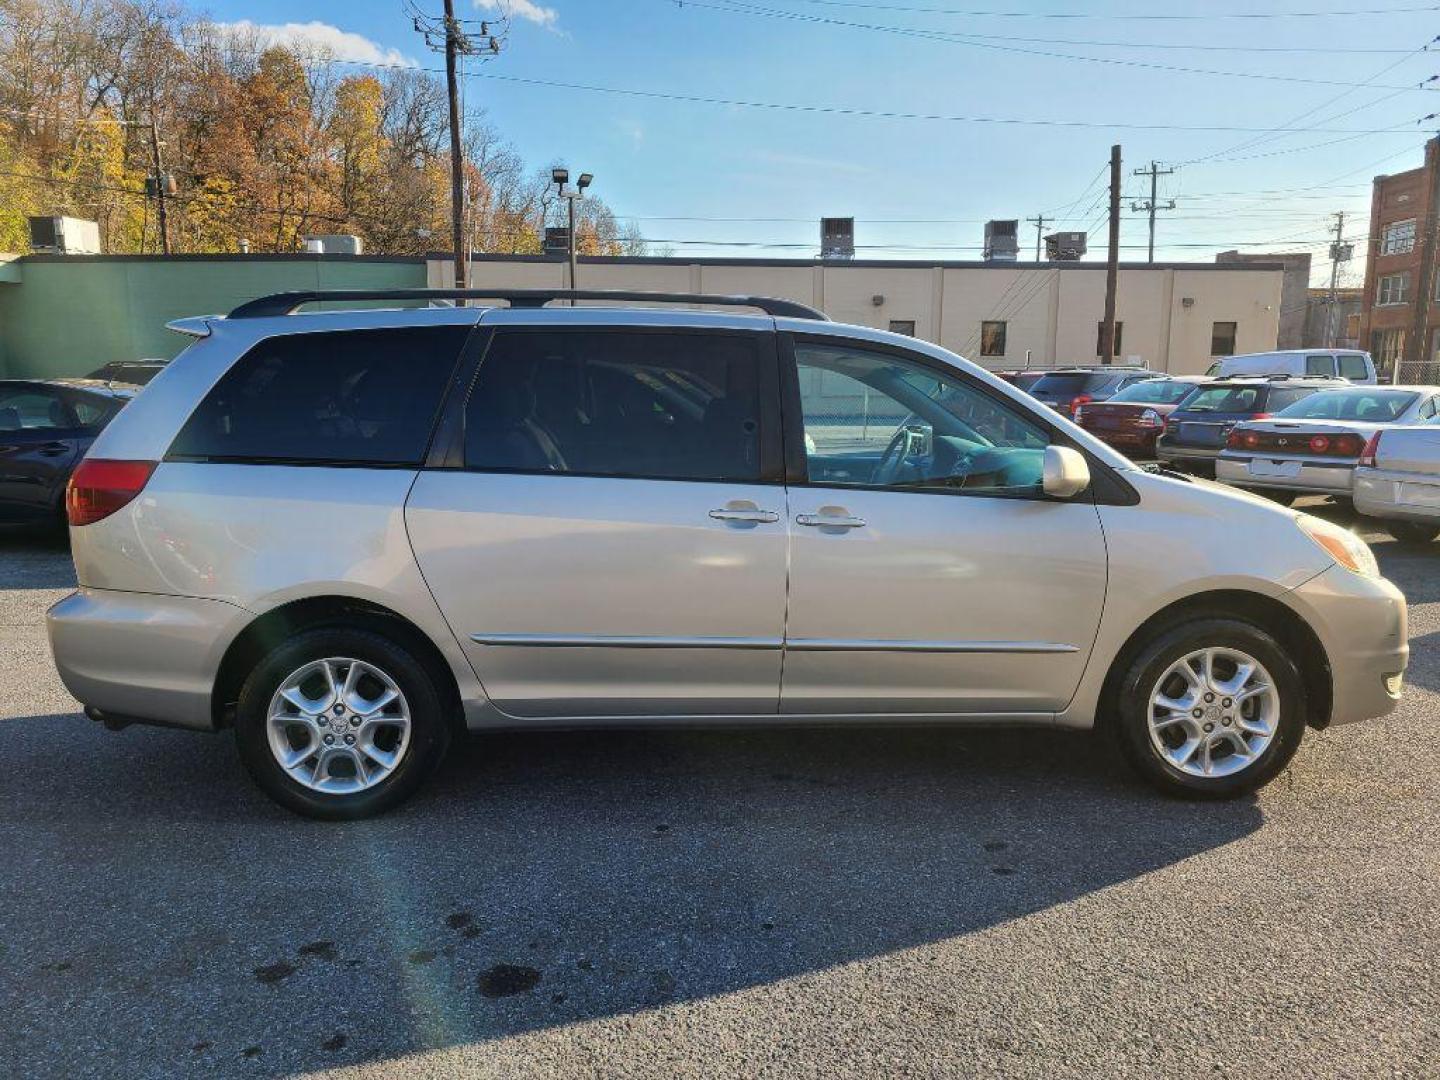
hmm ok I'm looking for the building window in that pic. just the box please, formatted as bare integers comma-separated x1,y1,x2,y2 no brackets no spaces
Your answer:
1345,313,1361,340
1377,272,1410,306
980,320,1007,357
888,319,916,336
1372,328,1405,371
1381,219,1416,256
1095,321,1124,356
1210,321,1238,356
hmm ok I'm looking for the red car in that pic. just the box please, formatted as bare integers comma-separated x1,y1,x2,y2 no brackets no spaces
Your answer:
1073,375,1210,458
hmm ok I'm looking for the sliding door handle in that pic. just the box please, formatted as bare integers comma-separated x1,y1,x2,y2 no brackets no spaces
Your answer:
796,513,866,529
709,508,780,524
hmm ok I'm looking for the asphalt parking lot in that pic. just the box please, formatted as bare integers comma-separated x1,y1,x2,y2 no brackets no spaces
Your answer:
2,500,1438,1079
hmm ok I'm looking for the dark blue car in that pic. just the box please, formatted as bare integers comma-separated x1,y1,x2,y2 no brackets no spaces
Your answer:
0,378,137,528
1155,377,1345,475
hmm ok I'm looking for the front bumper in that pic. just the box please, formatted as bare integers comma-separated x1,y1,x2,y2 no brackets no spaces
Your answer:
1217,454,1355,496
1288,565,1407,726
47,588,249,732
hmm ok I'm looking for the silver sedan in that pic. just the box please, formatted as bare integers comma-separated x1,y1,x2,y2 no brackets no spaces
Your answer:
1215,386,1440,505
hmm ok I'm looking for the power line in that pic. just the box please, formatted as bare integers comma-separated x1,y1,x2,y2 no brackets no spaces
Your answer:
468,70,1430,131
754,0,1440,19
663,0,1440,92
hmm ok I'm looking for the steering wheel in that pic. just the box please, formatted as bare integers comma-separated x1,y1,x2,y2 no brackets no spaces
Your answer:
872,426,915,486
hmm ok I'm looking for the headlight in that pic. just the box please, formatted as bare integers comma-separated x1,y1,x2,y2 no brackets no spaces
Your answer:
1296,514,1379,578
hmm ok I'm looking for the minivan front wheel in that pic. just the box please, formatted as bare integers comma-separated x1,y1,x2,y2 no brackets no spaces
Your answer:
1113,618,1306,799
235,628,450,819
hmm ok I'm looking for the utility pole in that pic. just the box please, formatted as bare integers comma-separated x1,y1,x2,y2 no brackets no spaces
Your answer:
1102,144,1121,365
1130,160,1175,265
1325,211,1351,348
147,116,171,256
442,0,465,288
1025,214,1050,261
1405,135,1440,376
413,5,504,289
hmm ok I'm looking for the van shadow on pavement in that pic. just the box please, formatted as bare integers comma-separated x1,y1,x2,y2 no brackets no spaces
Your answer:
0,713,1262,1077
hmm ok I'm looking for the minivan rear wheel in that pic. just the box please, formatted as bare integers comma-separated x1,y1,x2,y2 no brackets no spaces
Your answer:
1112,618,1306,799
234,627,450,819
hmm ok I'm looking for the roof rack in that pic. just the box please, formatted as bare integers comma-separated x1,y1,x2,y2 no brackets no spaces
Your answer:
226,288,829,321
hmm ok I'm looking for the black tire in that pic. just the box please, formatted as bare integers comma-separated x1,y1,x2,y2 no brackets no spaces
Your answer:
234,627,451,820
1386,520,1440,545
1259,490,1295,507
1111,617,1307,800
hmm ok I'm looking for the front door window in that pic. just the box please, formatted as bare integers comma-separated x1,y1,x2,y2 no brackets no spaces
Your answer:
793,340,1050,497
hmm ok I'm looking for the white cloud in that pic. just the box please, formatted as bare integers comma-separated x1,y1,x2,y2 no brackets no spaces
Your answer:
474,0,559,28
218,20,416,67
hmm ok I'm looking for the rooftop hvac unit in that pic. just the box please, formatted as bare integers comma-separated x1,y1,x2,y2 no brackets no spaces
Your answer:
983,219,1019,262
820,217,855,259
27,216,101,255
302,234,364,255
543,226,571,256
1044,231,1088,261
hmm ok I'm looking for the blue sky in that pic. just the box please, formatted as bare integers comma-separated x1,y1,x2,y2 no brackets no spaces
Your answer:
204,0,1440,281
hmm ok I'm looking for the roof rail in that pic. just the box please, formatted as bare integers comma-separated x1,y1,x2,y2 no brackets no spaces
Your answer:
226,288,829,321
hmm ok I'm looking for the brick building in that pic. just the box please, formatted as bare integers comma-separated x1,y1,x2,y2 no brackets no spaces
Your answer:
1359,137,1440,377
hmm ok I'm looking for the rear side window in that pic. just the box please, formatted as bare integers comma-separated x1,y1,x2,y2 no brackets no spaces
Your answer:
1029,373,1092,395
464,330,765,482
1338,354,1370,380
1267,387,1322,411
170,326,470,465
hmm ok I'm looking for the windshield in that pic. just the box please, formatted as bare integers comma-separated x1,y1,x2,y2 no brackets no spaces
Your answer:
1109,379,1198,405
1182,385,1264,413
1275,389,1418,421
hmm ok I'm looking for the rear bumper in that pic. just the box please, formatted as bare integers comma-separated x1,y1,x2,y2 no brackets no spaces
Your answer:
1355,469,1440,523
1288,565,1407,727
47,588,249,732
1216,454,1355,496
1155,439,1221,465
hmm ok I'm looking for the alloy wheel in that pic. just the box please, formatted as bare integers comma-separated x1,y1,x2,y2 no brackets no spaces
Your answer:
1147,647,1279,779
265,657,412,794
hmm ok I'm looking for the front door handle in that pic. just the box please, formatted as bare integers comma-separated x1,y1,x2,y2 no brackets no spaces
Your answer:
709,508,780,524
796,512,867,529
37,441,69,456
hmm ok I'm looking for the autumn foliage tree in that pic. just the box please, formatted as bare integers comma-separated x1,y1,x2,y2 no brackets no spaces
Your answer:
0,0,644,256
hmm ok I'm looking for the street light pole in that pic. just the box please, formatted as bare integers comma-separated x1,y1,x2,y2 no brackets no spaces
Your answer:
552,168,593,298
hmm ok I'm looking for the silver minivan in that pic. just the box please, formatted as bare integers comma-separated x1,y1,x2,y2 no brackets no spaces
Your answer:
47,290,1408,818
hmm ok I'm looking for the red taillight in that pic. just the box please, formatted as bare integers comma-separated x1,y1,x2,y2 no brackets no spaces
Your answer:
1359,431,1382,468
1069,394,1092,416
66,459,156,526
1227,428,1263,450
1250,412,1272,421
1309,435,1330,454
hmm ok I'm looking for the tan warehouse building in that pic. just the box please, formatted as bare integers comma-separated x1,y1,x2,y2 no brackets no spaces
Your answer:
439,254,1285,376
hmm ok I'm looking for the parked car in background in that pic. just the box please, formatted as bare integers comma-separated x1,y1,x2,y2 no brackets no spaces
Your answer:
86,359,168,386
1028,367,1158,418
1206,349,1375,385
1216,386,1440,506
0,378,136,528
990,369,1047,394
1073,375,1210,458
1355,425,1440,543
46,288,1407,819
1157,377,1347,475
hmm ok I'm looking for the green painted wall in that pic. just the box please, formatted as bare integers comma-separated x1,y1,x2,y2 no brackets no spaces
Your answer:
0,255,428,379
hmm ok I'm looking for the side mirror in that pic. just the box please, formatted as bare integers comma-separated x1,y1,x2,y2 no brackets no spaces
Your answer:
1042,445,1091,499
